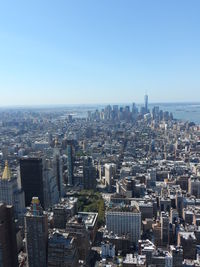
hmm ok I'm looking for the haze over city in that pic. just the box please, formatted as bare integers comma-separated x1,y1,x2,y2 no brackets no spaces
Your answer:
2,1,200,267
0,0,200,106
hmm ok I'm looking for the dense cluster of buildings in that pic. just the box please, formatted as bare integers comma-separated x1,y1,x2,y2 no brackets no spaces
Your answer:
1,97,200,266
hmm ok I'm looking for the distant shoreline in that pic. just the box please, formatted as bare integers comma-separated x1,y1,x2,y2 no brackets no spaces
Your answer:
0,102,200,109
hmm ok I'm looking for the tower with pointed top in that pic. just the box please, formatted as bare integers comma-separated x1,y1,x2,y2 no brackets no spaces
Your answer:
0,161,25,218
2,160,11,180
144,94,148,113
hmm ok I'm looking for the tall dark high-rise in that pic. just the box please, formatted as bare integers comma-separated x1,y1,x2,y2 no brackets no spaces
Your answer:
83,156,97,190
25,197,48,267
161,212,169,246
20,158,44,208
67,144,74,186
0,203,18,267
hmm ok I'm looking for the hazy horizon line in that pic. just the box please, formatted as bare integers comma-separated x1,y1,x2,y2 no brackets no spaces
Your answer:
0,101,200,109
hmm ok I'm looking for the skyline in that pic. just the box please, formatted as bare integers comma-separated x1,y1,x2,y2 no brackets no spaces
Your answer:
1,100,200,109
0,0,200,106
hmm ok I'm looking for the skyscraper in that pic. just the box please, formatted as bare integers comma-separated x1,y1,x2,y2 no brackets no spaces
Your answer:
106,204,141,245
25,197,48,267
144,94,148,113
0,203,18,267
83,156,97,190
161,212,169,246
43,158,59,209
48,230,78,267
0,161,25,218
53,140,64,197
104,163,116,188
67,144,74,186
66,215,91,262
20,158,45,208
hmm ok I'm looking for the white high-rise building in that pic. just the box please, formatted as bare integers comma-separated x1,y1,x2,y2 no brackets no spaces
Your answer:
0,161,25,218
104,163,116,186
106,204,141,244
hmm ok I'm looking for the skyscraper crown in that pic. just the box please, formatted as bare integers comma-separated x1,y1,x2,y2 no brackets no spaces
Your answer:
2,160,11,180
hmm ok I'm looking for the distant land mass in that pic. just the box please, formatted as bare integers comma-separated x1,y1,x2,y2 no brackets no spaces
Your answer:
150,103,200,124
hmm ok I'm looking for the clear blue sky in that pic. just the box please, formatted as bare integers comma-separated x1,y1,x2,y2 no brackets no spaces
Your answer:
0,0,200,106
